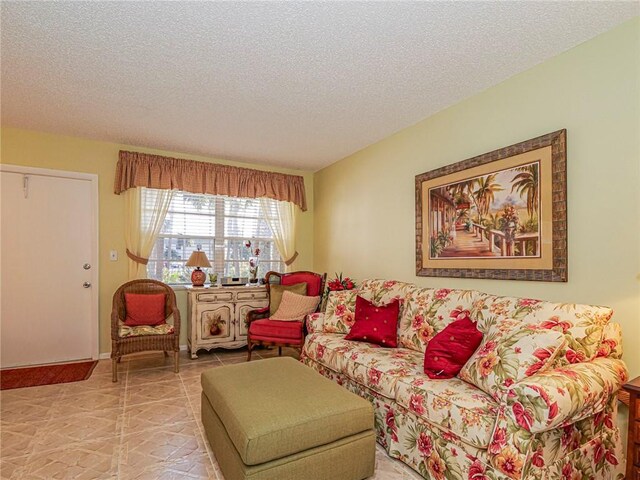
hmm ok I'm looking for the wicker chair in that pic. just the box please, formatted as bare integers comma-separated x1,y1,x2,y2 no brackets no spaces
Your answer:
111,279,180,382
246,271,326,361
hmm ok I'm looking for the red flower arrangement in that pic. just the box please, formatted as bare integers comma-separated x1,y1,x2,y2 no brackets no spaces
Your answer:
325,273,356,296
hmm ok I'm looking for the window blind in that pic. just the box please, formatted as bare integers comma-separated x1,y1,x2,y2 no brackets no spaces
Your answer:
144,190,283,284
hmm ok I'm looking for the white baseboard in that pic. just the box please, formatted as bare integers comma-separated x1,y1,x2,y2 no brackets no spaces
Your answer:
98,344,189,360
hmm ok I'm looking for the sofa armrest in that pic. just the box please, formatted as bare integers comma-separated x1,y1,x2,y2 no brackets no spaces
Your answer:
506,357,628,434
306,312,325,334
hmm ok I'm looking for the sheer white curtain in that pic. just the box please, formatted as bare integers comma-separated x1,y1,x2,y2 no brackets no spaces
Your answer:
260,198,298,272
124,187,174,279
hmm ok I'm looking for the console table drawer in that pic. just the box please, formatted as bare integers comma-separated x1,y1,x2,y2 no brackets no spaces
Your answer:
635,443,640,467
634,466,640,480
237,291,268,301
197,292,233,303
635,421,640,443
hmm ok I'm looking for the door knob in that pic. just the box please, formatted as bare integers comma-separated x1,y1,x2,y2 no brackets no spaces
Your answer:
82,282,92,288
83,263,91,270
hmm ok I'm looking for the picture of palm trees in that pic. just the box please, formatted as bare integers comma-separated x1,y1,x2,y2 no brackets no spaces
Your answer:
428,161,541,259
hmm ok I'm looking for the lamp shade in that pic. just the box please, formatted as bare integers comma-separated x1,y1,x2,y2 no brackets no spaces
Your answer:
186,250,212,268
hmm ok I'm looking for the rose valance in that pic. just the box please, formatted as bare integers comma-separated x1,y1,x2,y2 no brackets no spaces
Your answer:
114,151,307,211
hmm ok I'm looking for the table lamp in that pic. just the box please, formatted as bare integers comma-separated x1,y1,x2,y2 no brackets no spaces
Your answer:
186,248,211,287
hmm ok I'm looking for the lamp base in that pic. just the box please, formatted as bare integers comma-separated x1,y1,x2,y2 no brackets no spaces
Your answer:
191,268,206,287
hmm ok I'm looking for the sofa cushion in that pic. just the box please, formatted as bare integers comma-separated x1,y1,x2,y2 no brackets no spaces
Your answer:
305,333,424,399
357,279,413,306
397,287,482,352
344,296,400,347
323,290,358,334
476,295,610,365
304,333,363,373
395,374,499,449
249,319,304,340
343,347,425,399
459,318,565,401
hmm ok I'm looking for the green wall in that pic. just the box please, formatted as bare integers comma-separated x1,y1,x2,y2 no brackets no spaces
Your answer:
314,18,640,380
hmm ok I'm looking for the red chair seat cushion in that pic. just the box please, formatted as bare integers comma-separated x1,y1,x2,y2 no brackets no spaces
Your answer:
124,293,166,326
249,319,304,340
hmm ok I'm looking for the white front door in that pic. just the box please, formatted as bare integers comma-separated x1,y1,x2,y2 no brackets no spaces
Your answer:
0,166,98,368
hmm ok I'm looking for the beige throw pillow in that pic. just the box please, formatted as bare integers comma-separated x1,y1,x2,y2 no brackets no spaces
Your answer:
269,283,308,317
271,290,321,322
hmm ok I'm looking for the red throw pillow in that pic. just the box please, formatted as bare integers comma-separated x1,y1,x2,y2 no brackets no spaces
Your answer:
124,293,166,326
344,295,399,347
423,316,483,379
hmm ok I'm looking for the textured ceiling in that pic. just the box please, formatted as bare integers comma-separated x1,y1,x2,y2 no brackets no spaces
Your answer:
1,2,638,171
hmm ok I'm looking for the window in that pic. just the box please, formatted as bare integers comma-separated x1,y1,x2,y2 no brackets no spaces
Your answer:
144,190,283,284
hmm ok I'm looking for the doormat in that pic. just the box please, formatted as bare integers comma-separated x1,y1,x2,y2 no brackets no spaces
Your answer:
0,360,98,390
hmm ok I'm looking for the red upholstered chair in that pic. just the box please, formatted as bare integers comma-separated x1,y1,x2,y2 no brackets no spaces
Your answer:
246,271,326,361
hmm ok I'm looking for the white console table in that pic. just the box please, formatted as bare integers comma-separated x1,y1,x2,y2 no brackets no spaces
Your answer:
186,285,268,359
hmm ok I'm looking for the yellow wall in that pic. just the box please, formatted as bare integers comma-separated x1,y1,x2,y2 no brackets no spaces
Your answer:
314,17,640,379
0,128,314,354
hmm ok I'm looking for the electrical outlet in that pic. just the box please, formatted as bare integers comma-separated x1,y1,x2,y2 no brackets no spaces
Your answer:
109,250,118,261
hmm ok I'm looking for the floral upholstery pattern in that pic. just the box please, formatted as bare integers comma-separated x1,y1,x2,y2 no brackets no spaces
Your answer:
305,332,423,398
302,353,624,480
395,374,499,448
475,295,610,366
305,332,368,374
398,287,480,353
118,322,175,338
358,279,413,306
459,319,565,401
323,290,357,334
301,279,626,480
505,357,628,434
598,322,623,359
306,312,325,334
342,346,424,399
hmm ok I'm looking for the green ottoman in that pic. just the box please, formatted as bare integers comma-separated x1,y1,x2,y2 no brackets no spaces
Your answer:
201,357,376,480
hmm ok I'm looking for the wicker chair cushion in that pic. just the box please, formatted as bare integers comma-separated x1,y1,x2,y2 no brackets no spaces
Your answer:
118,323,175,338
124,293,166,326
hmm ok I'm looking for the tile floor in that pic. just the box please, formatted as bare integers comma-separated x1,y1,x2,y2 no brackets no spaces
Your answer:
0,348,423,480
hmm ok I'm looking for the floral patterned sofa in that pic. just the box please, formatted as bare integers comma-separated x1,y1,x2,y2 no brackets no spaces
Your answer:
300,279,628,480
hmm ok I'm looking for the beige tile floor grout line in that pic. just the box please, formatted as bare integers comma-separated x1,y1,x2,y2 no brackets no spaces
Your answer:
116,365,129,480
179,370,220,480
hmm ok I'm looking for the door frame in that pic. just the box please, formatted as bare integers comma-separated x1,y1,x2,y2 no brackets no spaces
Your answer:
0,164,100,361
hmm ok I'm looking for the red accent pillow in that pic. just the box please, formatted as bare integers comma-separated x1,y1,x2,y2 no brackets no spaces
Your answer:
344,296,399,347
124,293,166,326
423,316,483,379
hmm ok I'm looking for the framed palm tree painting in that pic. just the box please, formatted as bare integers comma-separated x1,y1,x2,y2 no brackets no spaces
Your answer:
415,130,567,282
